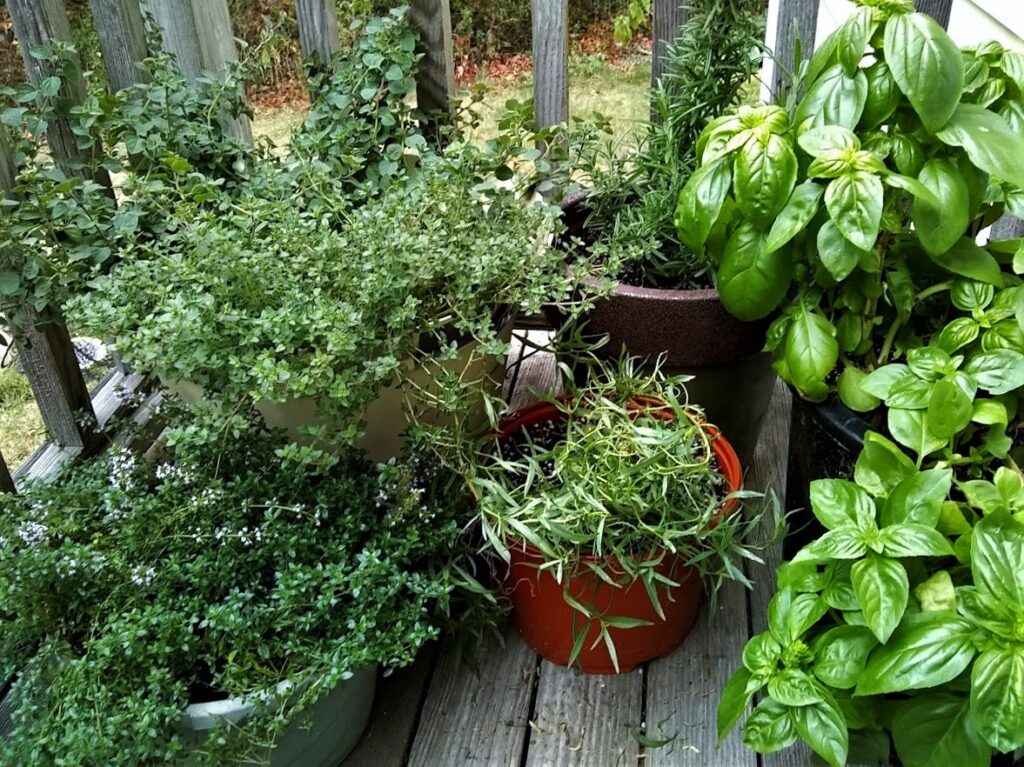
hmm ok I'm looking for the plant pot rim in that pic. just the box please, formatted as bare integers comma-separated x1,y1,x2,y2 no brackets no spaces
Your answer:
494,395,744,564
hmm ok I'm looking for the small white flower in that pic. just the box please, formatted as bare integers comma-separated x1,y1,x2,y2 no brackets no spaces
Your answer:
130,565,156,587
16,521,47,546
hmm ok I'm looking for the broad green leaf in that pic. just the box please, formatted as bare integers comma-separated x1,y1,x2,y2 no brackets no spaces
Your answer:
837,7,877,75
964,350,1024,395
880,468,953,527
885,173,941,208
884,12,964,132
744,698,798,754
892,695,991,767
971,513,1024,606
927,237,1003,286
970,650,1024,753
912,159,969,256
879,523,954,558
861,364,910,400
734,134,798,228
1001,50,1024,93
906,347,954,381
852,553,909,642
810,478,876,530
675,156,732,254
854,431,916,496
743,631,784,675
791,695,849,767
765,181,824,253
885,374,933,409
937,103,1024,190
768,590,828,644
768,668,826,706
817,219,867,281
0,272,19,295
797,126,859,158
951,280,994,311
926,378,973,438
933,317,981,354
838,366,881,412
795,528,869,562
784,307,839,401
812,625,877,689
888,408,947,459
971,399,1008,426
825,171,883,251
718,666,758,739
914,570,956,613
717,224,792,321
857,614,976,695
796,64,868,130
861,59,902,129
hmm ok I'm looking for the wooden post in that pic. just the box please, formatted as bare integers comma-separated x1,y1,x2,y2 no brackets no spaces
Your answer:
147,0,253,143
295,0,339,74
88,0,149,91
409,0,456,125
6,0,113,191
768,0,819,99
0,450,14,493
651,0,686,91
915,0,953,28
532,0,569,129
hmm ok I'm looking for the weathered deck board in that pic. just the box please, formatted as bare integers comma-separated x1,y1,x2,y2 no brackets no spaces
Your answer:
406,628,538,767
525,662,643,767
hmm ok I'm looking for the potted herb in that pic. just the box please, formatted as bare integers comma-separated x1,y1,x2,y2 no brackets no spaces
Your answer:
547,0,773,466
677,0,1024,509
0,422,485,766
470,358,779,673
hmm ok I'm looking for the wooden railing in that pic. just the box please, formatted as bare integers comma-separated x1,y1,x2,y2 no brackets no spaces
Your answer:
0,0,962,489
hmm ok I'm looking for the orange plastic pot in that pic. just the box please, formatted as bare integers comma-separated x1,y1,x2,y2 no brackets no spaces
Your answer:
498,397,743,674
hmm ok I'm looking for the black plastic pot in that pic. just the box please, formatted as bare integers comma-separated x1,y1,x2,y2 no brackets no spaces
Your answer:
784,394,869,559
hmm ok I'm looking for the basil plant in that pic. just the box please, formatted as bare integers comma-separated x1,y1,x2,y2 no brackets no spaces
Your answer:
720,431,1024,767
676,0,1024,404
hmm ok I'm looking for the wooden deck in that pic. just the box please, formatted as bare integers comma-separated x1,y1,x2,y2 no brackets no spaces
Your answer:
344,331,813,767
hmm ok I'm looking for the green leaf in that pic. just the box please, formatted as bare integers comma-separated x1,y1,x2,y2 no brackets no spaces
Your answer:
964,350,1024,395
838,366,881,412
915,570,956,613
817,220,867,281
837,7,877,75
718,666,758,739
854,431,916,497
971,513,1024,606
937,103,1024,190
825,171,883,251
879,523,954,558
768,590,828,644
852,553,909,643
906,347,954,381
797,126,859,158
892,695,991,767
765,181,824,253
743,631,784,675
812,625,877,689
734,133,798,228
880,468,952,527
970,650,1024,753
795,527,869,562
743,698,798,754
971,399,1008,427
791,695,849,767
933,317,981,354
783,306,839,401
796,64,868,130
856,613,976,695
926,237,1003,286
912,159,969,257
0,272,20,295
717,223,792,321
926,378,974,438
861,364,910,400
884,12,964,132
810,478,876,530
675,156,732,254
768,668,825,706
888,408,947,459
861,59,902,129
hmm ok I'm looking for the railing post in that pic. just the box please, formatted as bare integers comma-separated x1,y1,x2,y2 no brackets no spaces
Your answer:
88,0,150,91
6,0,113,191
147,0,253,144
295,0,339,76
532,0,569,129
915,0,953,28
651,0,686,92
409,0,456,137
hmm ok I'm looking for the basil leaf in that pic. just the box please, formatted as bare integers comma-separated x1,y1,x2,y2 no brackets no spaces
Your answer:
915,570,956,613
825,171,882,251
674,156,732,254
734,133,798,228
971,399,1008,427
933,317,981,354
879,523,954,558
888,408,948,459
797,126,859,158
951,280,994,311
937,103,1024,190
861,59,901,129
964,350,1024,395
885,374,934,409
765,181,824,253
837,7,876,75
856,614,976,695
926,378,974,438
892,695,991,767
912,159,969,256
880,468,953,527
768,668,826,706
768,590,828,645
795,527,869,562
854,431,916,497
796,64,868,130
743,698,798,754
810,478,876,530
838,366,881,412
927,237,1003,286
716,223,791,321
816,219,866,281
884,12,964,132
743,631,784,675
970,650,1024,753
971,513,1024,606
861,363,910,399
906,347,954,381
852,552,909,643
783,306,839,402
791,695,848,767
718,666,759,739
812,625,877,689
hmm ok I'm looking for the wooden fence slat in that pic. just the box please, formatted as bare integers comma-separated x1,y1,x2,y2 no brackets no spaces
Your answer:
0,450,14,493
295,0,339,74
769,0,819,98
88,0,149,91
532,0,569,129
7,0,114,191
148,0,253,143
409,0,456,131
915,0,953,28
651,0,686,91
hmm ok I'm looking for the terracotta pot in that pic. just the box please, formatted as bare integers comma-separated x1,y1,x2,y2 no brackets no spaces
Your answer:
497,397,743,674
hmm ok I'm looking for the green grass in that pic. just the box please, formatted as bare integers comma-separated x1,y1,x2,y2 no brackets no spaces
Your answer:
0,366,45,470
